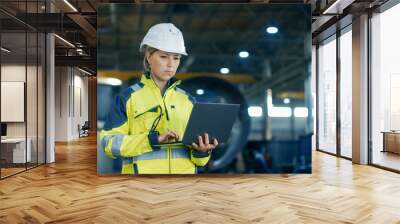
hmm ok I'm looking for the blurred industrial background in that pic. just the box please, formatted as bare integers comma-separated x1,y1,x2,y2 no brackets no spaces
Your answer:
96,4,312,174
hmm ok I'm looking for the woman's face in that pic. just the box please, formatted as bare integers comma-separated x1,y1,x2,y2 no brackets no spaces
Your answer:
147,50,181,82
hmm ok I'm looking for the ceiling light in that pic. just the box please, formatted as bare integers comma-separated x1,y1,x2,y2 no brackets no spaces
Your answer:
196,89,204,95
294,107,308,118
268,107,291,117
54,34,75,48
322,0,345,15
266,26,278,34
98,77,122,86
248,106,263,117
283,98,290,104
63,0,78,12
1,47,11,53
239,51,249,58
220,67,230,74
78,67,93,76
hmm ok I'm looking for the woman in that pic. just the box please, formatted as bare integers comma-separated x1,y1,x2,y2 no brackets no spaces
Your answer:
100,23,218,174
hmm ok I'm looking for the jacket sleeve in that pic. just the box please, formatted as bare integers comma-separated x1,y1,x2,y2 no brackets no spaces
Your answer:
190,149,211,167
100,89,160,159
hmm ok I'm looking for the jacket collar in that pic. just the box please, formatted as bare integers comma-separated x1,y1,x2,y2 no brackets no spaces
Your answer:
140,70,181,90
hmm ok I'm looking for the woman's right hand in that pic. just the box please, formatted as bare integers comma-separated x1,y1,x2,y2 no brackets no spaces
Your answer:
157,130,179,144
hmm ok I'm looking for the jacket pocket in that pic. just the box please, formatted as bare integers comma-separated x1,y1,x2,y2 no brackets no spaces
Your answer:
133,105,161,133
134,105,159,119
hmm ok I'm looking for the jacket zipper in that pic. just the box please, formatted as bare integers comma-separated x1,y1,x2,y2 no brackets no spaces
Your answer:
168,146,171,174
164,88,171,174
161,86,173,121
161,81,180,121
163,99,170,120
146,77,181,174
150,76,179,121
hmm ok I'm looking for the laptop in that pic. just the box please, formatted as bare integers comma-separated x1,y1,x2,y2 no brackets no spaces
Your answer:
154,102,240,147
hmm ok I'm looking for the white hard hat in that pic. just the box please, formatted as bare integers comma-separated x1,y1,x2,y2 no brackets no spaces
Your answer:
139,23,188,56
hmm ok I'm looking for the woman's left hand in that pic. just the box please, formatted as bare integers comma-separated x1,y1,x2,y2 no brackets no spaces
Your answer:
191,133,218,152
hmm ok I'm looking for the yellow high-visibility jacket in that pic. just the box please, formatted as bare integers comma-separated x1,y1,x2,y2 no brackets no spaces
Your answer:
100,72,211,174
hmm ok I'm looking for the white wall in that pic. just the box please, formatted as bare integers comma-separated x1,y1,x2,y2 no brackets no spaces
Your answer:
1,65,41,137
55,67,89,141
1,65,26,82
1,63,46,163
1,65,26,139
55,67,68,141
71,72,89,139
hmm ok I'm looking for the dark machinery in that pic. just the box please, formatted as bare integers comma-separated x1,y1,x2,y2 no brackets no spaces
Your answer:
180,77,251,172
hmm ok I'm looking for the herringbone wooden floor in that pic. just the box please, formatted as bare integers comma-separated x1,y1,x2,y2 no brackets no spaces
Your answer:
1,135,400,224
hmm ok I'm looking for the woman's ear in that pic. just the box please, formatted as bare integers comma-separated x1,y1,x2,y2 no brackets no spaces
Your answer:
145,52,151,66
144,52,150,65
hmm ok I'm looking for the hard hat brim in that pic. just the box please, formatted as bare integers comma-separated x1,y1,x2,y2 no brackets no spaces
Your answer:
140,43,188,56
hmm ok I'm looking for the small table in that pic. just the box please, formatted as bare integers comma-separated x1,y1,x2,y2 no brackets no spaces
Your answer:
381,131,400,154
1,138,32,164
